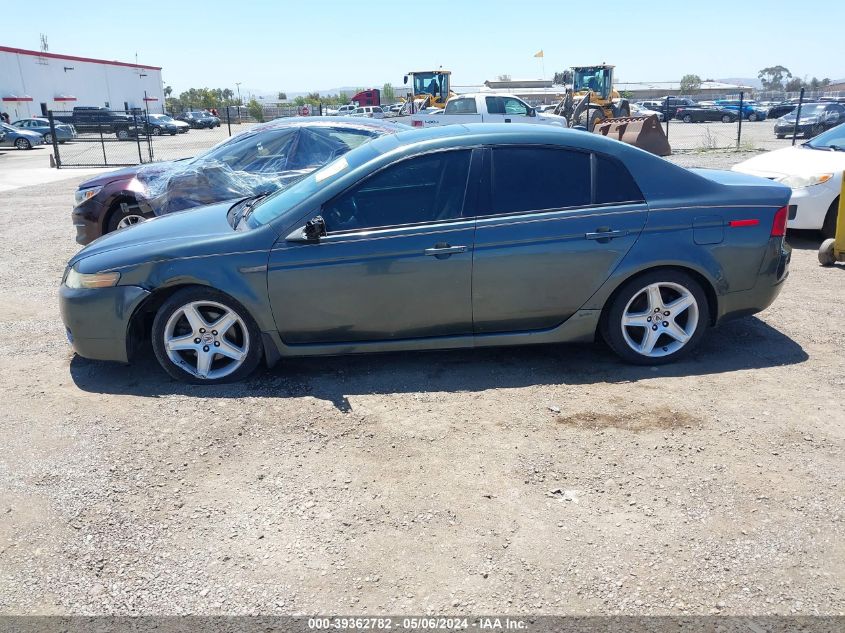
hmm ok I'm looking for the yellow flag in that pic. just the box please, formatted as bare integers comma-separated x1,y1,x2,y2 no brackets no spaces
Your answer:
534,50,544,58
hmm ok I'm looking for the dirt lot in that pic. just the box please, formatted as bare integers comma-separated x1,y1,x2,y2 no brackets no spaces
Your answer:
0,151,843,616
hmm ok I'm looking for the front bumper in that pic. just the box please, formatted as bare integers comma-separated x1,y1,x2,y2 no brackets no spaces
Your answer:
785,183,838,231
72,200,105,245
60,284,150,363
774,122,815,136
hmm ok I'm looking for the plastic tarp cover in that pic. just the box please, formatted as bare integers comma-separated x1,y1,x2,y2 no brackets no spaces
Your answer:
131,123,382,216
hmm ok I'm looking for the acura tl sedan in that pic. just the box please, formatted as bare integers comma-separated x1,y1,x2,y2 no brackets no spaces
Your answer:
60,124,792,384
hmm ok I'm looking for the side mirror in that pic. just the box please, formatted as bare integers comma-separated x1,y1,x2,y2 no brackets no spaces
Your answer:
303,215,327,241
528,108,537,117
403,75,408,85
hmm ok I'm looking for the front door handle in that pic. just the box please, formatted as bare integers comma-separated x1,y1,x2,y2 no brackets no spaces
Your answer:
425,243,467,259
504,118,512,123
585,229,627,241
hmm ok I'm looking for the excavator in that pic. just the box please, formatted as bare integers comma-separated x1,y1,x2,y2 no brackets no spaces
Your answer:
553,64,670,156
400,70,455,114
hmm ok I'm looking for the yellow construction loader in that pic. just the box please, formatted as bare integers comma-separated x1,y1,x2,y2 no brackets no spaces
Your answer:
553,64,671,156
401,70,455,113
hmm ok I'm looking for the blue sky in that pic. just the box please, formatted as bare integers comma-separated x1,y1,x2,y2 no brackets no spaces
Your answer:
15,0,845,94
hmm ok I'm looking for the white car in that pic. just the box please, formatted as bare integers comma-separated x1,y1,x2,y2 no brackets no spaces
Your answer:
351,106,385,119
732,124,845,237
336,104,358,116
630,102,664,122
410,93,567,128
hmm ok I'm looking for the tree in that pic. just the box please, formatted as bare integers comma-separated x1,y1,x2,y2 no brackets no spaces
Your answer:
679,74,702,95
247,98,264,122
553,71,571,85
758,66,792,91
497,74,511,82
382,83,395,102
784,77,804,92
277,92,287,101
163,85,173,98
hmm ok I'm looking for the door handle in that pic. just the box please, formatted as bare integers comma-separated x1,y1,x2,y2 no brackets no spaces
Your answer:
504,118,512,123
585,229,627,241
425,244,467,258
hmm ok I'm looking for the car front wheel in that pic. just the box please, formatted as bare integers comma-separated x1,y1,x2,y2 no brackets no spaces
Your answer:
748,113,758,122
682,115,692,123
722,115,732,123
14,138,32,150
601,270,709,365
152,288,262,384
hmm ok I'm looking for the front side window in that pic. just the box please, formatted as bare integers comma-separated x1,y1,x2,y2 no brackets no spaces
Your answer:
323,150,471,233
502,97,529,116
491,147,590,215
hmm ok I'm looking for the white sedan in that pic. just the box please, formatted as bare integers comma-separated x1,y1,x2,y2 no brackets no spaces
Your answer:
732,124,845,237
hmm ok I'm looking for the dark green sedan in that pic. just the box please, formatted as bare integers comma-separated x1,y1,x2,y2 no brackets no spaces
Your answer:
60,124,792,384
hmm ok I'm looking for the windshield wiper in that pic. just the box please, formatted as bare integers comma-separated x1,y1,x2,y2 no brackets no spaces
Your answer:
232,193,269,228
827,144,844,152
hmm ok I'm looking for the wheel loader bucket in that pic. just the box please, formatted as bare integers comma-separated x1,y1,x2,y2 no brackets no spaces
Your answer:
593,114,671,156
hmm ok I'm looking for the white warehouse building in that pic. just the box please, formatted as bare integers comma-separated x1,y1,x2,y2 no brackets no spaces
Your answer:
0,45,165,120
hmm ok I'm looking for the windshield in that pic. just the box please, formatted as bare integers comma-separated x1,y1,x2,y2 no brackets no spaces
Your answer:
151,114,172,122
805,123,845,149
791,104,827,116
413,72,447,98
573,67,610,98
246,141,381,227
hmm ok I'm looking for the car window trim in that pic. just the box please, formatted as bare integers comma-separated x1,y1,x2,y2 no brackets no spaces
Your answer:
321,147,479,236
478,144,646,219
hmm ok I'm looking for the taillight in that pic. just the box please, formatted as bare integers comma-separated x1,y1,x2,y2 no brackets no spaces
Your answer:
771,206,788,237
412,120,423,127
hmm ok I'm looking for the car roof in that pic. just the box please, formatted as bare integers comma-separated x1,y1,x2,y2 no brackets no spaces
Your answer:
249,116,410,134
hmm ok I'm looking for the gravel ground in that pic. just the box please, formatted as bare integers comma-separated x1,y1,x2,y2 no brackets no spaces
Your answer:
0,160,843,616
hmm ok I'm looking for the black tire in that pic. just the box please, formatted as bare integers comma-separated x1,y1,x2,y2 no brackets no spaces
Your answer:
818,238,836,266
748,113,758,122
600,269,710,365
116,128,130,140
151,287,263,384
44,133,53,144
682,115,692,123
106,202,149,234
821,198,839,240
151,127,162,136
776,134,785,139
722,115,732,123
578,108,605,132
14,137,31,150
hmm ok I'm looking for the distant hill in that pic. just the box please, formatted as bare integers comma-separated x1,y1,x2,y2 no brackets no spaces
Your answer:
718,77,762,89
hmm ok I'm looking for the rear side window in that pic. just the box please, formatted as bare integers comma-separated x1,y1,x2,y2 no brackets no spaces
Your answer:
485,97,505,114
491,147,590,214
445,98,478,114
595,155,644,204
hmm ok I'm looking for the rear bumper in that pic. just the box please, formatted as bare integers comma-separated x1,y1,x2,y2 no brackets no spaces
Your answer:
717,240,791,323
59,285,150,363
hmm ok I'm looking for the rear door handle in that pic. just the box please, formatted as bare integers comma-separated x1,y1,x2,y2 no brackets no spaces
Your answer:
585,229,627,241
425,244,467,258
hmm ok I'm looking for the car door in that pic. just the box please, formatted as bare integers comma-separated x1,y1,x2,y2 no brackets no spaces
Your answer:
472,146,648,334
267,148,479,345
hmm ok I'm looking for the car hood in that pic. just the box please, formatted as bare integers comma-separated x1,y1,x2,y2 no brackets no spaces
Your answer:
77,160,186,189
14,129,44,139
69,200,246,272
732,145,845,178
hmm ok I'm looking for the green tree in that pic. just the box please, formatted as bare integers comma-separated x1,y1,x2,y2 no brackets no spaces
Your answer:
553,71,571,85
247,98,264,122
277,91,288,101
680,74,702,95
758,65,792,91
382,83,395,102
784,77,805,92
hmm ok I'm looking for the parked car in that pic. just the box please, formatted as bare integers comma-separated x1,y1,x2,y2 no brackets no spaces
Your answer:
53,106,139,138
766,101,797,119
640,97,697,119
714,99,767,121
335,105,358,116
630,103,664,121
0,122,45,149
733,123,845,237
70,117,410,244
674,106,739,123
773,102,845,139
12,117,77,143
352,106,385,119
145,114,188,135
175,111,220,129
60,124,792,384
411,93,567,128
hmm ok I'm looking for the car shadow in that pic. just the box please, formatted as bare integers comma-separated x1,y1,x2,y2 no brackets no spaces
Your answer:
69,316,807,411
787,230,823,250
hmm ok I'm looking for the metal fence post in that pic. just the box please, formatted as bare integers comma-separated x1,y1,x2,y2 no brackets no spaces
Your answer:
792,88,805,146
135,112,144,164
144,95,153,162
736,91,744,149
99,117,107,166
664,99,670,142
226,106,232,137
47,110,61,168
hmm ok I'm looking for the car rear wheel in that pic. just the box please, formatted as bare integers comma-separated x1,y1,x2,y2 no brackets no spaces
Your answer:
14,138,31,150
601,270,709,365
748,113,758,122
116,128,130,140
44,133,53,144
722,115,732,123
151,127,162,136
682,115,692,123
776,134,785,139
152,288,262,384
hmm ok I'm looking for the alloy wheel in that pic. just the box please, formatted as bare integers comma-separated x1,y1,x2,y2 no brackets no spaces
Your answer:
620,282,699,358
163,300,250,380
116,214,146,229
15,138,31,149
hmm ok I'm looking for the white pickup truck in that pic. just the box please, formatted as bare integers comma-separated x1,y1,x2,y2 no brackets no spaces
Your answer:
410,93,568,128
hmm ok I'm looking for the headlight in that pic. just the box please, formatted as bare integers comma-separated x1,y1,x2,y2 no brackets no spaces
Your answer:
65,268,120,289
776,173,833,189
74,186,103,206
